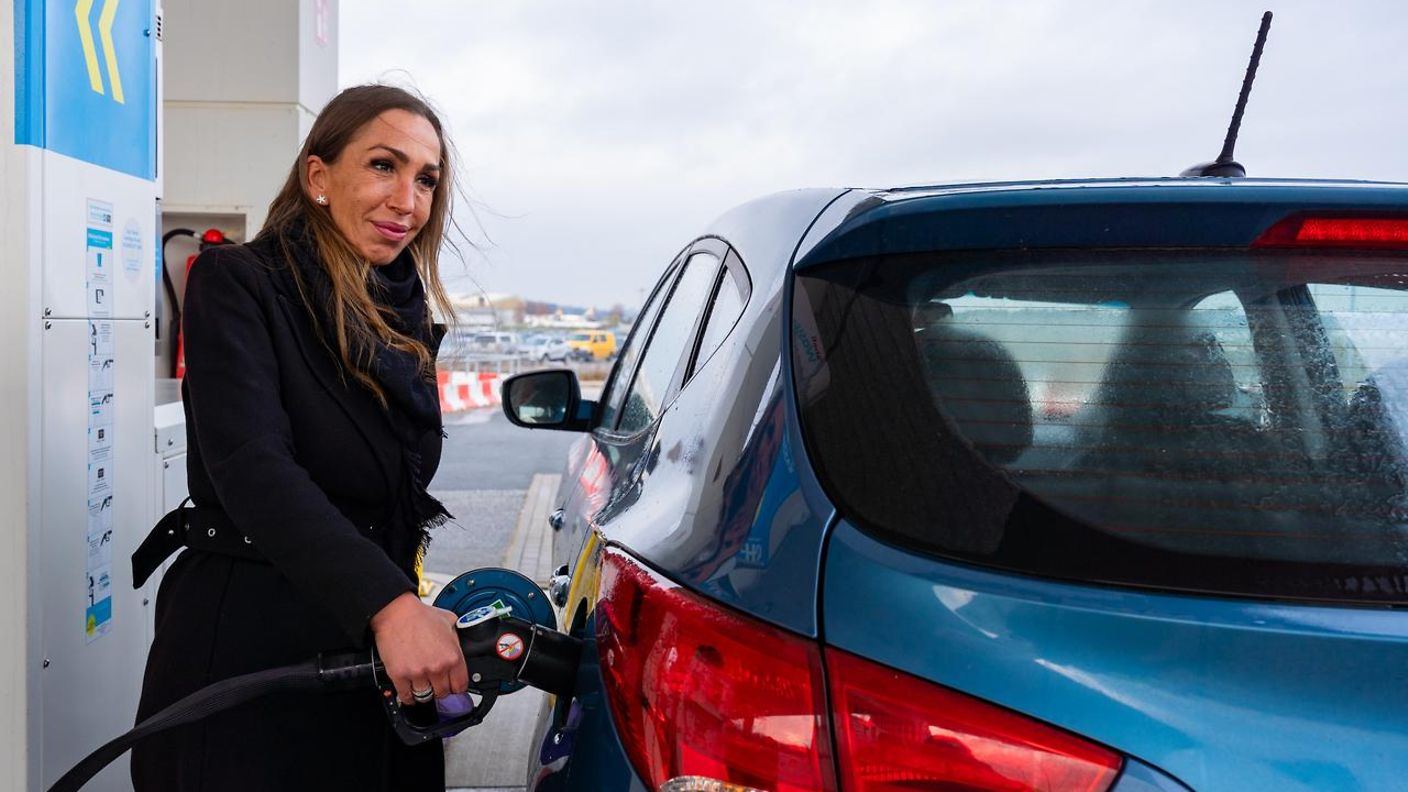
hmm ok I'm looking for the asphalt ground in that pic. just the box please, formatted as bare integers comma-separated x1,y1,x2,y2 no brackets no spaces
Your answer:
433,407,581,491
424,397,590,792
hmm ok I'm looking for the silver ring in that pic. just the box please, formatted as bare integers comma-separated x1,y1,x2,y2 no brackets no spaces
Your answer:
411,686,434,702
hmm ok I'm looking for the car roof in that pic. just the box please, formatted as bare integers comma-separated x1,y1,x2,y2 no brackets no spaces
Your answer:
866,176,1408,200
696,178,1408,309
799,177,1408,269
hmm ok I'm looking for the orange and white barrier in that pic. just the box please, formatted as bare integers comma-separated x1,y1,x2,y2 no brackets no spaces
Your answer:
438,370,506,413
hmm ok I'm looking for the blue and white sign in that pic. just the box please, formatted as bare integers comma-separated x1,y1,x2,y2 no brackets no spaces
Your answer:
85,197,116,642
14,0,157,180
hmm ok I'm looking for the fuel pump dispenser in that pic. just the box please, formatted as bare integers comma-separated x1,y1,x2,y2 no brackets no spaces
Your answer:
50,567,584,792
3,1,354,789
4,2,166,790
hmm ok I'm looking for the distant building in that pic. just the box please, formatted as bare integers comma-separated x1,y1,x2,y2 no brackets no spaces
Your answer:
453,293,638,331
522,300,603,329
450,292,522,328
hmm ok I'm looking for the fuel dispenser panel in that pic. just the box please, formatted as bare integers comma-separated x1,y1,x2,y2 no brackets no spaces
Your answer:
39,316,156,789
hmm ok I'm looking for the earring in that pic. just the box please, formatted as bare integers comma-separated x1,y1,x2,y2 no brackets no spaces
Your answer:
315,194,328,205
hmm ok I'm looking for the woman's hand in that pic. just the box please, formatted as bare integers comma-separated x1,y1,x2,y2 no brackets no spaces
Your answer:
369,591,468,705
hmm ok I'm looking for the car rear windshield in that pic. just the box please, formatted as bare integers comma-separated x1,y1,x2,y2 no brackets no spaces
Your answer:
793,250,1408,604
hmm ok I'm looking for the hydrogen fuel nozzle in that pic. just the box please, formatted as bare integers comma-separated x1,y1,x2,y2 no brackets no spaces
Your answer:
364,600,582,744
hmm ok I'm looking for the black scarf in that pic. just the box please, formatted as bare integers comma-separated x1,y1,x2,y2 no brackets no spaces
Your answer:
368,249,443,432
281,222,451,574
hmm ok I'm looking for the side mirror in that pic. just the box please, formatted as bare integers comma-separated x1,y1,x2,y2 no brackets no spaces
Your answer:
501,370,595,431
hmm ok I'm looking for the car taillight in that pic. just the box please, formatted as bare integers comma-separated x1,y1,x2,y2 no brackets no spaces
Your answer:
827,648,1122,792
595,547,837,792
1254,214,1408,248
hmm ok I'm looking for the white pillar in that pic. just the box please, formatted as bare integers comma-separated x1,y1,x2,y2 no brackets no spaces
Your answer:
0,4,41,786
157,0,338,377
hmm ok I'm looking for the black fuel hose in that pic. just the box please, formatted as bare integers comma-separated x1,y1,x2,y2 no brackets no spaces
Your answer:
48,659,334,792
50,608,582,790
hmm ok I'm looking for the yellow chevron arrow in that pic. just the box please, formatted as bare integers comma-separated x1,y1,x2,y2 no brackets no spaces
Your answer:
98,0,124,104
74,0,104,95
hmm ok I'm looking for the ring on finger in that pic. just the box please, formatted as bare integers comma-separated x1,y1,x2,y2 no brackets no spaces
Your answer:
411,685,434,703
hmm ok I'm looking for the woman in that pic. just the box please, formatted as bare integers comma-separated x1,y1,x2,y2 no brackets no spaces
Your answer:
132,85,468,790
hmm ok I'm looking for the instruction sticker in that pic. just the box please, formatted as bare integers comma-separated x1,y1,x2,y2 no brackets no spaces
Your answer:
87,495,114,570
122,219,144,279
85,564,113,642
84,199,115,643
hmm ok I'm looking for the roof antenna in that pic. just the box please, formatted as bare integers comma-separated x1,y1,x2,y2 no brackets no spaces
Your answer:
1181,11,1274,177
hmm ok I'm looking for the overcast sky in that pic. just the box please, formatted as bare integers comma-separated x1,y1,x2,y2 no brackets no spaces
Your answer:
340,1,1408,309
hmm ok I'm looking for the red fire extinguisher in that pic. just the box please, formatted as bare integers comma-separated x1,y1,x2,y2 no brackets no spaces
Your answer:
161,228,233,380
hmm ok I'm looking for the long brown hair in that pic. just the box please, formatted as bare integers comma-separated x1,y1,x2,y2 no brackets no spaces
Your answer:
261,84,457,406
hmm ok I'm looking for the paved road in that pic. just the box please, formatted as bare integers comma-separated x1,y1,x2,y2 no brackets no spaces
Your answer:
434,409,580,491
423,410,578,577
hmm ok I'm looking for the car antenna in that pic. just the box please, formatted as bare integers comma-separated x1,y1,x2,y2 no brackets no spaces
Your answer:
1181,11,1274,177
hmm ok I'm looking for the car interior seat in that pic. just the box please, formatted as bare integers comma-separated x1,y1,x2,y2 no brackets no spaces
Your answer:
797,291,1024,555
914,315,1034,466
1082,329,1255,476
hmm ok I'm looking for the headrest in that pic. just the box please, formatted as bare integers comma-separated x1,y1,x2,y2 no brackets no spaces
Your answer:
1102,330,1237,414
912,300,954,329
918,323,1033,465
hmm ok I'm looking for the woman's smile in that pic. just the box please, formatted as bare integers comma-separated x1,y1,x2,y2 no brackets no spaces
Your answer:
372,220,409,241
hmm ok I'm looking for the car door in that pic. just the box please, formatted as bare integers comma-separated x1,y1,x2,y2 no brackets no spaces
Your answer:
530,239,749,790
548,241,733,598
583,244,726,520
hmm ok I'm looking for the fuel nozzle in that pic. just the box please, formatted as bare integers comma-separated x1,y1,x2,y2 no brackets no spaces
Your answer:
455,602,582,698
378,601,583,745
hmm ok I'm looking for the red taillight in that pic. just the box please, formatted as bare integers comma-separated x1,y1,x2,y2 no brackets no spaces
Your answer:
595,547,837,792
1254,214,1408,248
596,546,1121,792
827,648,1121,792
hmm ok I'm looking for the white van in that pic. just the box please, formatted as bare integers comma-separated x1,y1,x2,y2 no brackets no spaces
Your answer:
469,331,521,354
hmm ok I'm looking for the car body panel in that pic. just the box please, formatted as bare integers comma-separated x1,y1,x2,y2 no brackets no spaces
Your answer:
822,520,1408,792
796,180,1408,792
550,188,849,636
526,595,649,791
526,178,1408,791
792,188,881,264
527,189,849,789
1113,760,1196,792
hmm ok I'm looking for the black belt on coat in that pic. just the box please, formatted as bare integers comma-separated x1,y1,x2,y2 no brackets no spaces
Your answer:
131,502,266,588
132,501,386,588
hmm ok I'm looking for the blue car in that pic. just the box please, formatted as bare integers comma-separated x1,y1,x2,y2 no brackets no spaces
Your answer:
501,178,1408,792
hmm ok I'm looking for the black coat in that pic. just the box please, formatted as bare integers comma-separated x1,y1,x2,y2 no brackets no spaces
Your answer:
132,236,445,791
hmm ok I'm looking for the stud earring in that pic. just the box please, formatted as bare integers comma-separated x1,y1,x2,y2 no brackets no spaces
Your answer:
315,194,328,205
